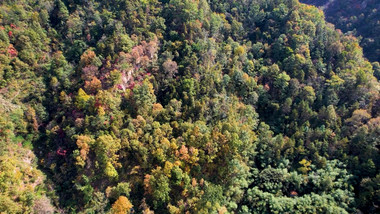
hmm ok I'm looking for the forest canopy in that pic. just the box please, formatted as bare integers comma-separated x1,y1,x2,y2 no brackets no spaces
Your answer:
0,0,379,213
301,0,380,62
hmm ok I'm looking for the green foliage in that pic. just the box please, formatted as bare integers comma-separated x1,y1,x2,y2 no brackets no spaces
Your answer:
302,0,380,62
0,0,378,213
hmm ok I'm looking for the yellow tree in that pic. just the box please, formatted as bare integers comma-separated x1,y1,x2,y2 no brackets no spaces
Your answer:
111,196,133,214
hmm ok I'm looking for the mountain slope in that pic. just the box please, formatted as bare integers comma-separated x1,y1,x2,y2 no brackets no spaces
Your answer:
0,0,379,213
301,0,380,62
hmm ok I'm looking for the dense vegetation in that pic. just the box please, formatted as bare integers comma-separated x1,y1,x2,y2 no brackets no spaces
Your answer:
0,0,379,213
301,0,380,62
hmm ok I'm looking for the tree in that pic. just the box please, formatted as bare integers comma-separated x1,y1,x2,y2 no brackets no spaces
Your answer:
75,88,91,110
132,79,157,116
146,167,171,208
93,135,121,178
111,196,133,214
74,135,93,168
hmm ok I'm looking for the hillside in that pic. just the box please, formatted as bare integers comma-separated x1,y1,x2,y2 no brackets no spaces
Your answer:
301,0,380,62
0,0,379,213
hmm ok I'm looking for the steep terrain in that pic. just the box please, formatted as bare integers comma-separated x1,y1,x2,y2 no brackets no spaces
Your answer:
302,0,380,62
0,0,379,213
